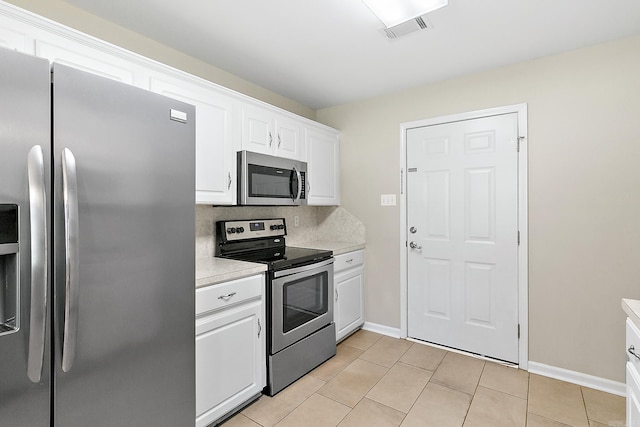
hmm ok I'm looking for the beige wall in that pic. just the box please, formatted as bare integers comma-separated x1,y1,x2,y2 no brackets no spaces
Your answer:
4,0,316,120
317,35,640,383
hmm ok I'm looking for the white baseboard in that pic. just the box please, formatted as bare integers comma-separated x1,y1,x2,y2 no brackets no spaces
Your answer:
362,322,401,338
528,361,626,397
360,324,626,398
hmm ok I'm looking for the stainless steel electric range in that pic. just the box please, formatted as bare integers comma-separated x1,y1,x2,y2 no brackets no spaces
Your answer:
216,218,336,396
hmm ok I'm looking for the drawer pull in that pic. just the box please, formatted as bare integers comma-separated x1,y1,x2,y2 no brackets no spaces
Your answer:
627,346,640,359
217,292,237,301
630,345,640,361
346,259,354,264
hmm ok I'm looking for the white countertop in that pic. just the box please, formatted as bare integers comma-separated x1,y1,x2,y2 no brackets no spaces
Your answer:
195,241,365,288
291,241,366,256
196,257,266,288
623,299,640,328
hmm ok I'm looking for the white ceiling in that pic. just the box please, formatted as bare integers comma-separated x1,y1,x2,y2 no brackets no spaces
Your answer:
62,0,640,110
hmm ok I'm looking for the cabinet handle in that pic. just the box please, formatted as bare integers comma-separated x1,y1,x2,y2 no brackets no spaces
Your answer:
346,259,354,264
227,172,232,190
217,292,237,301
278,134,282,148
629,345,640,361
335,289,338,302
269,132,273,147
258,318,262,338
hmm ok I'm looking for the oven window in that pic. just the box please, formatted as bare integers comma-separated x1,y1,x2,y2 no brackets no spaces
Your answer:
248,164,293,199
282,271,328,333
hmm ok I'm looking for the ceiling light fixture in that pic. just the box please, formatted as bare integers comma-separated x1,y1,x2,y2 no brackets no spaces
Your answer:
362,0,448,28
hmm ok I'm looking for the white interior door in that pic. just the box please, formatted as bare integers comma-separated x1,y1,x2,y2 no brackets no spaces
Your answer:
406,113,519,363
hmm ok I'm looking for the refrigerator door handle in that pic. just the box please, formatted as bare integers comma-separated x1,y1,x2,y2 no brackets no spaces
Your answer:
61,148,80,373
26,145,48,383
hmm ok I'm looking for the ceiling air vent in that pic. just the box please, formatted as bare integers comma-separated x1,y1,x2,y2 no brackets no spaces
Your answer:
382,15,432,40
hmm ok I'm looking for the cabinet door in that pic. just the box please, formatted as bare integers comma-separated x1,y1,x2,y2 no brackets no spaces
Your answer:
0,26,33,53
150,75,237,205
628,362,640,427
306,127,340,205
35,36,142,87
275,115,304,160
241,104,275,156
196,300,264,427
335,266,364,342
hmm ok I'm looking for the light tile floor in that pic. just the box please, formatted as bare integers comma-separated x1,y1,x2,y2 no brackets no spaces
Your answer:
223,330,626,427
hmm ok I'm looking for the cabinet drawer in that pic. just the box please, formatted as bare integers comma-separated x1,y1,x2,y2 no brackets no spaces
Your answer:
627,318,640,371
196,274,263,315
334,250,364,273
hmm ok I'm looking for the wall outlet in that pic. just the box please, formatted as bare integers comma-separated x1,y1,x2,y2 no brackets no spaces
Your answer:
294,215,299,227
381,194,396,206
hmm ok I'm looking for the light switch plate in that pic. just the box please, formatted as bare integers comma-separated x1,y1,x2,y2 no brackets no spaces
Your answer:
381,194,396,206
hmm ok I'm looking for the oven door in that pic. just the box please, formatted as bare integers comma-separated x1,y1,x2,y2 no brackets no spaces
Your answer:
271,258,333,354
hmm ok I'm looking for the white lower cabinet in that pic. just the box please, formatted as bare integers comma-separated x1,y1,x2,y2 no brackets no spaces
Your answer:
627,318,640,427
334,250,365,342
196,274,265,427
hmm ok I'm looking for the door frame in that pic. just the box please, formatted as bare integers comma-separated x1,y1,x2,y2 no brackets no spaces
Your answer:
399,103,528,369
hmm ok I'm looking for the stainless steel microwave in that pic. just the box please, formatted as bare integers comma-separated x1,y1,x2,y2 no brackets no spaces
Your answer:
237,151,307,206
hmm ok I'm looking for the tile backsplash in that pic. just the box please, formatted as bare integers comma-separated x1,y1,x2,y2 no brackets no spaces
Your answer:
196,205,365,259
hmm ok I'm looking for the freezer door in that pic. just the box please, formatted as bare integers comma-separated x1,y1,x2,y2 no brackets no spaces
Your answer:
0,48,51,427
52,64,195,427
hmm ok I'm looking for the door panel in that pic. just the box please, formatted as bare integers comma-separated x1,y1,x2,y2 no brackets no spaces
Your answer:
0,47,51,427
407,113,519,363
52,63,195,427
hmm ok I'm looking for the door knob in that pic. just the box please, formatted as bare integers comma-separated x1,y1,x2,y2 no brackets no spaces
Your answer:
409,226,417,234
409,241,422,250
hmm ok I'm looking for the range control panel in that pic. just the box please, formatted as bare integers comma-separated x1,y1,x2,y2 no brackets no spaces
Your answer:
218,218,287,242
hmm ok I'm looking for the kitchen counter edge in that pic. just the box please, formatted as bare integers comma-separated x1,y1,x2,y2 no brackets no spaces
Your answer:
622,298,640,328
291,241,366,256
196,257,267,288
195,242,366,288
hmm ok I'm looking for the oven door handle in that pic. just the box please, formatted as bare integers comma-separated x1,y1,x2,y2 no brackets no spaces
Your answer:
272,258,334,278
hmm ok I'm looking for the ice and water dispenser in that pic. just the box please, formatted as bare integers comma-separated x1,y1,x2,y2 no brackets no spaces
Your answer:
0,204,19,335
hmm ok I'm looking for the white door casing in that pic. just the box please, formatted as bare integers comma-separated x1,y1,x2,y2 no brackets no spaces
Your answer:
400,104,528,367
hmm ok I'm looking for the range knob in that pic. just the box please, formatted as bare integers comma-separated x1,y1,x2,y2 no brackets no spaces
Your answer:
270,225,278,230
226,227,236,234
237,227,245,233
277,224,285,229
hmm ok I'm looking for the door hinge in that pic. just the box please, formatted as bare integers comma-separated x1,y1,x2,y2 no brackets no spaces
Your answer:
518,324,521,339
517,231,520,245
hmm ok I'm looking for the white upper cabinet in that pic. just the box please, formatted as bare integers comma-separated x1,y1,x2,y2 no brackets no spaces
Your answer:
241,103,304,161
241,103,275,155
306,126,340,205
0,26,33,53
36,37,142,87
274,114,304,160
149,73,238,205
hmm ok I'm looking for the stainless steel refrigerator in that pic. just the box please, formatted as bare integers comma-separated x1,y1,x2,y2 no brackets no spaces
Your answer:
0,47,196,426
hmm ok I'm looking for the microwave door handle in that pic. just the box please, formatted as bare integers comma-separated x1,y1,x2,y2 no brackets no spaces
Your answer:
292,166,302,203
